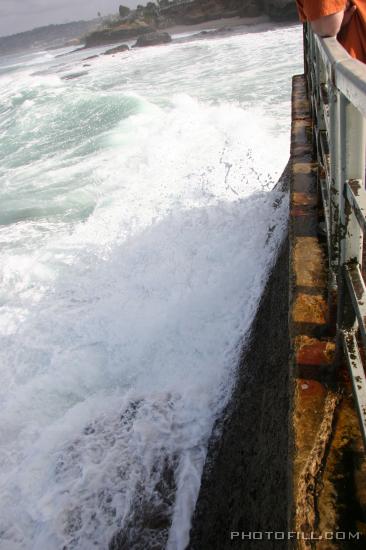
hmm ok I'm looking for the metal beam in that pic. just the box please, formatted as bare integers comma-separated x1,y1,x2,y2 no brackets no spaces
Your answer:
344,263,366,350
342,329,366,447
305,24,366,451
345,180,366,234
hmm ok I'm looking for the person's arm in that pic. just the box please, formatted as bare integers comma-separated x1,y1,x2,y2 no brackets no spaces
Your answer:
311,11,344,37
311,1,357,37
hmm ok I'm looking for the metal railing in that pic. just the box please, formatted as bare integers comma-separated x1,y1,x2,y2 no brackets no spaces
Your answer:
304,24,366,444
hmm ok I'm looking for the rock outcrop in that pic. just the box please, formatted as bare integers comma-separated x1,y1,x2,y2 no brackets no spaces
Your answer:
84,21,154,48
134,31,172,47
103,44,129,55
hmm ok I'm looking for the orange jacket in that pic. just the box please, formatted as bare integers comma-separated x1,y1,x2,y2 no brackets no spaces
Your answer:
296,0,366,62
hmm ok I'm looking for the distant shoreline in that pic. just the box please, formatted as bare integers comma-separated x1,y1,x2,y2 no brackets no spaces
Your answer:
58,15,283,58
80,14,275,51
0,14,297,58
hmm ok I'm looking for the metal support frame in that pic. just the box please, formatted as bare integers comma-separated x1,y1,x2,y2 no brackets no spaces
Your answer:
304,24,366,445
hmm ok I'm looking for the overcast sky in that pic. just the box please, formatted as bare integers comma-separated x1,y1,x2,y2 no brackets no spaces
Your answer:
0,0,140,37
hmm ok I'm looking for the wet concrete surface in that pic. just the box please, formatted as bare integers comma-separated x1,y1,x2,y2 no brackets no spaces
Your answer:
188,236,291,549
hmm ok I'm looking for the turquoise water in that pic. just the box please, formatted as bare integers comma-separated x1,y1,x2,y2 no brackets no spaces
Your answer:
0,24,302,549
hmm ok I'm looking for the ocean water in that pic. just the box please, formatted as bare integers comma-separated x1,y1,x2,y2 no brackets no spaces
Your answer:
0,23,302,549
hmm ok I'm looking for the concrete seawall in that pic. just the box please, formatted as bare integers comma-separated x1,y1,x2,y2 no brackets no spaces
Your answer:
189,73,366,550
189,226,291,549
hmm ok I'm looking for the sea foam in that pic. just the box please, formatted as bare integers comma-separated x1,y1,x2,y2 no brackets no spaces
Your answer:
0,23,302,549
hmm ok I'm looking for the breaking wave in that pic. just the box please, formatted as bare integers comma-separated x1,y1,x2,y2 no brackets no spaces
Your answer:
0,22,302,549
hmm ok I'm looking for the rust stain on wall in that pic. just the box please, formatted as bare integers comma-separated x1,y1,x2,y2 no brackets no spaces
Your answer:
293,294,327,325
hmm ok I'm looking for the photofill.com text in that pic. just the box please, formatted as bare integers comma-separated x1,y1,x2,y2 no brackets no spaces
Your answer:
230,531,360,541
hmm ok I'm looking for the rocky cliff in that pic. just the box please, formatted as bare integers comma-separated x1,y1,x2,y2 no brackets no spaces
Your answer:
238,0,298,20
161,0,298,25
223,0,298,20
262,0,298,20
82,0,298,49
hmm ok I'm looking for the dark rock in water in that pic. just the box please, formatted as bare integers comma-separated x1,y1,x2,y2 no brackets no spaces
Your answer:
56,46,85,58
103,44,129,56
61,71,88,80
109,454,177,550
134,32,172,48
173,25,254,46
83,55,99,61
198,27,233,37
107,398,178,550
